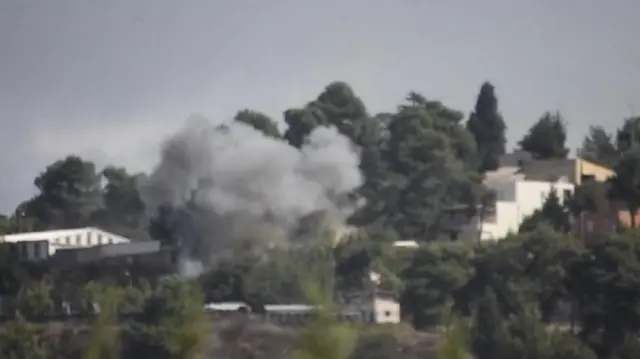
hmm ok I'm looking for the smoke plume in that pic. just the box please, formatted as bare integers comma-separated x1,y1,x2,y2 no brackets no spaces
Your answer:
139,115,363,270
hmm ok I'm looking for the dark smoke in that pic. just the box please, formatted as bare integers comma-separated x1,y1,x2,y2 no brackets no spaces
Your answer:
139,115,363,273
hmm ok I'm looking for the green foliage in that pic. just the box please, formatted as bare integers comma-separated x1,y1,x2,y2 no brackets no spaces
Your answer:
519,189,571,233
401,242,475,328
466,81,507,172
437,316,470,359
294,281,357,359
0,316,47,359
8,80,640,358
615,116,640,153
16,281,54,318
141,278,209,359
84,285,122,359
578,125,618,168
519,111,569,159
608,147,640,227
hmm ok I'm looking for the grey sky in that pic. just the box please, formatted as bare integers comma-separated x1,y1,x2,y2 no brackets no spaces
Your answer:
1,0,638,214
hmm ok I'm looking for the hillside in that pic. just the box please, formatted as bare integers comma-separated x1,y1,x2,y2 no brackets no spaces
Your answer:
2,316,444,359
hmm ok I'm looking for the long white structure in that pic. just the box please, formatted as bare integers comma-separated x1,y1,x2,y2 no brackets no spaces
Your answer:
0,227,130,262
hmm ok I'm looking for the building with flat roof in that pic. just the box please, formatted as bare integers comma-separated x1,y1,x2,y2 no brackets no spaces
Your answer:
0,227,130,262
499,150,613,185
443,170,574,241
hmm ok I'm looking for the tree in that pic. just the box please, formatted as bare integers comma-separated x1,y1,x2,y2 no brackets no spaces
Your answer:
294,281,357,359
233,109,281,138
84,285,122,359
466,82,507,172
354,93,483,239
0,316,48,359
608,147,640,228
566,234,640,356
616,116,640,153
519,189,571,233
136,279,210,359
283,81,369,148
401,242,475,328
16,281,54,318
94,166,146,238
518,112,569,159
22,156,102,229
578,126,617,168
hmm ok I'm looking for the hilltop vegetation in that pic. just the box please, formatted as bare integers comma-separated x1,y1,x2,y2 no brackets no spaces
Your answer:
3,81,640,358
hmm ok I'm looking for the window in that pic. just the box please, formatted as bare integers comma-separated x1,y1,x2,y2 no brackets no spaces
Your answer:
34,242,40,259
563,189,572,201
87,232,92,245
65,236,70,245
107,237,113,244
581,174,596,183
483,207,497,223
75,234,81,245
97,234,103,244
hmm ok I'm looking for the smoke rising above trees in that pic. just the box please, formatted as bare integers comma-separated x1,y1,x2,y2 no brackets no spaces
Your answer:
139,115,363,266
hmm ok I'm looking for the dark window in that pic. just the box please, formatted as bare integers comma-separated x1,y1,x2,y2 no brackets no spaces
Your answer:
581,174,596,183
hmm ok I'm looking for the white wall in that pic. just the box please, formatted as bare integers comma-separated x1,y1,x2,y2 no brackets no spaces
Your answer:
461,179,574,241
1,227,131,261
373,297,401,324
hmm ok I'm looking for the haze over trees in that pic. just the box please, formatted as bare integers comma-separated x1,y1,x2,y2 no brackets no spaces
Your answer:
3,80,640,358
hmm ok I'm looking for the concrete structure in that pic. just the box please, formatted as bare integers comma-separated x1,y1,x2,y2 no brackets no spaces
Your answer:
204,302,251,313
340,290,401,324
0,227,130,262
51,240,178,277
53,240,160,264
392,240,419,248
499,151,613,185
445,170,574,241
260,290,401,325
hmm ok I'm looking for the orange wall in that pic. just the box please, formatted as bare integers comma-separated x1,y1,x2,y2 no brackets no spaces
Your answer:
617,209,640,228
575,158,614,184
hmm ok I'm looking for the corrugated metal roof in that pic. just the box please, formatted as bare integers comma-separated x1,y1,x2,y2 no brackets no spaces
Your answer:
204,302,249,311
2,227,131,244
264,304,315,312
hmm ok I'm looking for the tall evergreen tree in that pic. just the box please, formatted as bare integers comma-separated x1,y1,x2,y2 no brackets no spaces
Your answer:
466,82,507,172
519,112,569,159
578,126,617,168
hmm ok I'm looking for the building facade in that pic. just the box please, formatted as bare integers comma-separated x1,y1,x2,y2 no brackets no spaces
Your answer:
499,151,614,185
446,171,574,241
0,227,130,262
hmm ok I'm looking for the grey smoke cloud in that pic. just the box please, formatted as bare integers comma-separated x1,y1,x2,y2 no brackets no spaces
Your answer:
139,115,363,266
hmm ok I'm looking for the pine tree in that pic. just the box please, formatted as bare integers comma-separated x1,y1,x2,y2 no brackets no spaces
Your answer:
466,82,507,172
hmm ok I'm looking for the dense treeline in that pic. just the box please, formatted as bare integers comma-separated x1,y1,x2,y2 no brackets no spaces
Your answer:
2,81,640,358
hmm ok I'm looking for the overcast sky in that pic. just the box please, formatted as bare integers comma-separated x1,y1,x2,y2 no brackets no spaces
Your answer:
0,0,639,214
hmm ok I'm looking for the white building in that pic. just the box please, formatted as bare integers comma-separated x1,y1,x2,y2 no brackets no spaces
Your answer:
449,170,574,241
340,291,401,324
0,227,130,262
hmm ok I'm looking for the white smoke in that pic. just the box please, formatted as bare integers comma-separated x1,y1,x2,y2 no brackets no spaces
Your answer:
139,115,363,273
